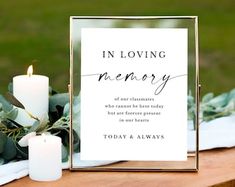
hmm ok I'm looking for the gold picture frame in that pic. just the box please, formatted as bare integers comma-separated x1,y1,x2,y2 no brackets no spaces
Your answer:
69,16,199,171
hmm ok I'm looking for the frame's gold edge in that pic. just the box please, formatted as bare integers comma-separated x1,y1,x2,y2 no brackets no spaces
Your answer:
69,16,74,170
70,168,198,172
70,16,198,20
194,16,200,171
69,16,200,172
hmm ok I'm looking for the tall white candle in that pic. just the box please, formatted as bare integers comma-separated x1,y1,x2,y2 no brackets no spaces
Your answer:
13,65,49,126
28,134,62,181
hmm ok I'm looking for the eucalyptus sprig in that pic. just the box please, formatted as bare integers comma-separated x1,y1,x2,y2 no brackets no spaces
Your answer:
0,86,80,165
5,92,40,121
188,88,235,124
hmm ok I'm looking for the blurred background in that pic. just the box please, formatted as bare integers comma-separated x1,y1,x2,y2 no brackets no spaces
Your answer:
0,0,234,95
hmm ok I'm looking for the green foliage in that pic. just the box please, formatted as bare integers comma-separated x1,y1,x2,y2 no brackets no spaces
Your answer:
5,92,25,110
49,93,69,124
0,158,4,165
0,88,80,165
1,137,17,161
15,143,28,160
201,89,235,121
188,88,235,123
62,144,68,163
0,95,13,112
0,94,19,123
49,93,69,112
0,132,7,153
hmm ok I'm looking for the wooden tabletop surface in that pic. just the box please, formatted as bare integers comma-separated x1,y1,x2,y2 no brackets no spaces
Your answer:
3,148,235,187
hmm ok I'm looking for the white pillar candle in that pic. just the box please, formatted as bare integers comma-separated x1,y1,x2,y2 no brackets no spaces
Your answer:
13,65,49,126
28,134,62,181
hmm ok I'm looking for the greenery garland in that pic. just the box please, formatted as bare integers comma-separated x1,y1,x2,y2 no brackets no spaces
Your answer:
188,88,235,123
0,84,80,165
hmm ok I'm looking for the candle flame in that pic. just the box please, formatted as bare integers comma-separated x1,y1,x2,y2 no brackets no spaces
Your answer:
27,65,33,77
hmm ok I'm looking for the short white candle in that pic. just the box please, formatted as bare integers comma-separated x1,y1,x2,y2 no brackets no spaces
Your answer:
28,134,62,181
13,65,49,126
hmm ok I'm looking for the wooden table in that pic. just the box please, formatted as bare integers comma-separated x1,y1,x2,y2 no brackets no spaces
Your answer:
4,148,235,187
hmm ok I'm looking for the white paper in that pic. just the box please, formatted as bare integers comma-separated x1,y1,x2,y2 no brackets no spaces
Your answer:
81,28,188,161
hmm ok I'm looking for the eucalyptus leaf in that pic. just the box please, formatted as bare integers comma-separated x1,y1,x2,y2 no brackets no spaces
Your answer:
49,86,58,95
63,95,80,117
0,158,4,165
8,82,13,94
62,144,68,162
207,93,229,107
5,92,25,109
202,93,214,103
2,137,17,160
73,141,80,153
63,103,69,117
59,130,69,147
6,118,23,128
28,121,40,133
72,95,80,135
15,143,28,159
1,119,19,129
73,130,80,153
222,99,235,113
188,95,194,104
1,120,14,129
187,94,195,120
49,111,61,124
228,89,235,101
49,93,69,112
56,105,64,118
0,132,7,153
6,108,18,120
0,95,13,112
36,122,48,133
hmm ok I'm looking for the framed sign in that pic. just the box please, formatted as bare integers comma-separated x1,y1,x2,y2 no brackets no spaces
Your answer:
69,16,199,171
